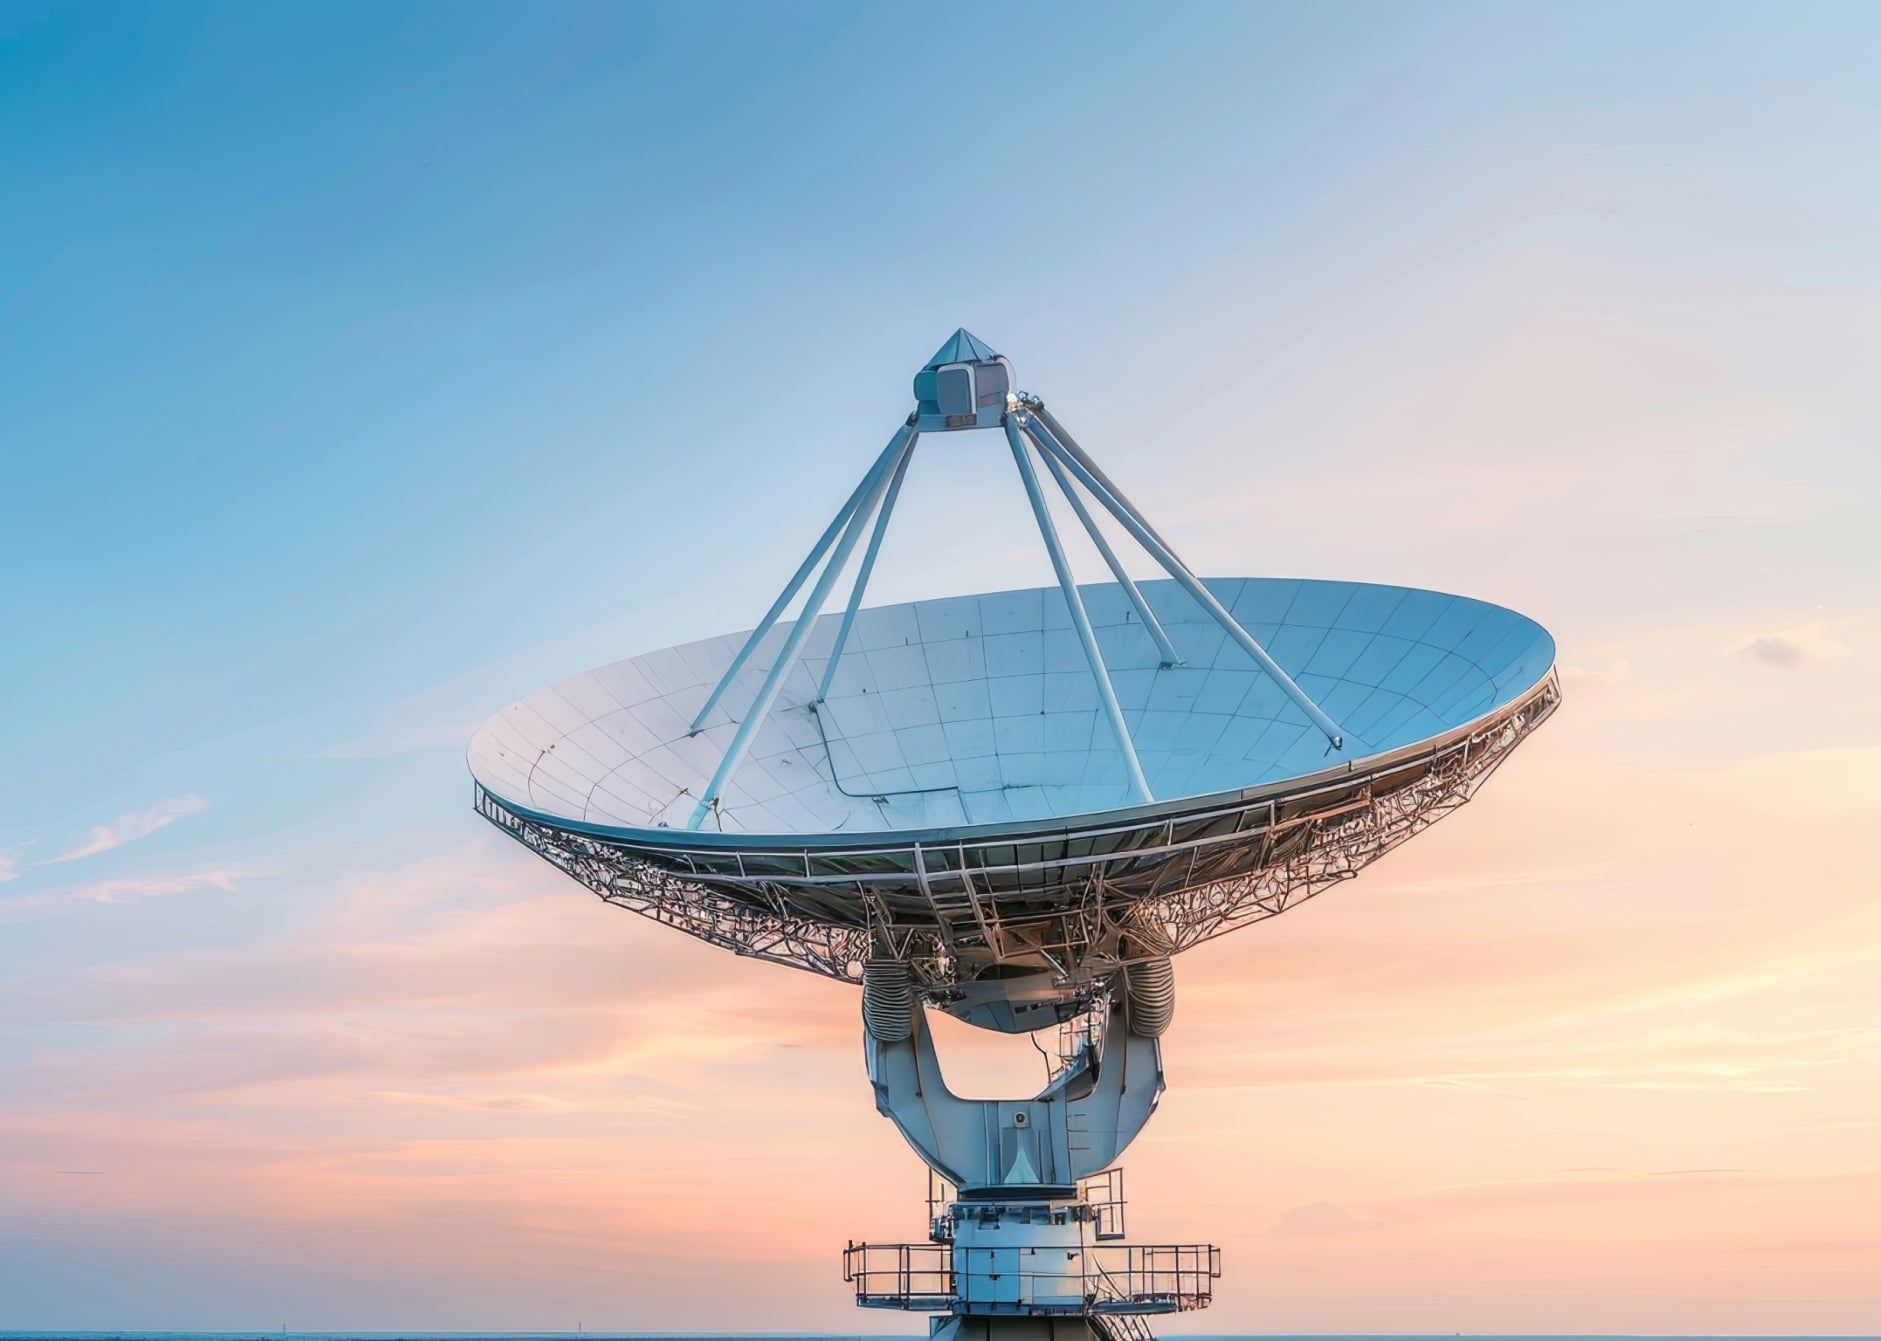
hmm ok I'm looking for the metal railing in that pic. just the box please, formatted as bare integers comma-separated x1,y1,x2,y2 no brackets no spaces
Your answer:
844,1241,956,1310
1080,1168,1127,1241
843,1240,1219,1315
928,1168,958,1243
1093,1311,1158,1341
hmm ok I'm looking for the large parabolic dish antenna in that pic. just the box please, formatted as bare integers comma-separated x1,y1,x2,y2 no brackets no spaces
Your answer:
471,331,1559,1339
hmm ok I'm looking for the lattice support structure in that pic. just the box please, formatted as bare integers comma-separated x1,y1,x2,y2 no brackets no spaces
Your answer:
479,796,875,979
476,673,1558,995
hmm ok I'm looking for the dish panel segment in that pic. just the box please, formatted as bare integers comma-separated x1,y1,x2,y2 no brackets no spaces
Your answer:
468,578,1556,841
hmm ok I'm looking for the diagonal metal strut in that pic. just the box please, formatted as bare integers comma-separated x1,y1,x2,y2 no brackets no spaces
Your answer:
817,438,917,702
687,424,919,828
1030,430,1181,668
1005,414,1154,805
691,418,918,735
1026,410,1349,752
685,380,1346,832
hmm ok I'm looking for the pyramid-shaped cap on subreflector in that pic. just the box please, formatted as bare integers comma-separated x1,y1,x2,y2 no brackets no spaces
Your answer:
922,328,1002,369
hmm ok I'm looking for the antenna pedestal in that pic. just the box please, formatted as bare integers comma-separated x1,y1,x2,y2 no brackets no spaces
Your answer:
849,980,1219,1341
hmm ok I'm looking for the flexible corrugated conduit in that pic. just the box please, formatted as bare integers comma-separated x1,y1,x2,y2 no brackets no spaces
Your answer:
861,959,915,1042
1123,957,1175,1037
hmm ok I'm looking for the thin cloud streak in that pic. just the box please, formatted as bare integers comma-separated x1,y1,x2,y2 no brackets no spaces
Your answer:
62,867,255,904
46,794,210,864
0,865,270,923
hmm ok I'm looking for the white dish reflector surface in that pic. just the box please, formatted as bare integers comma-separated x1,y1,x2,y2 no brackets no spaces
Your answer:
468,578,1555,838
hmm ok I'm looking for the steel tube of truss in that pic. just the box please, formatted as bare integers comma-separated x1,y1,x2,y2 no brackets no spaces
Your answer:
691,420,917,733
817,435,918,702
1026,426,1181,668
1034,403,1182,562
687,428,914,829
1005,416,1153,804
1028,418,1348,751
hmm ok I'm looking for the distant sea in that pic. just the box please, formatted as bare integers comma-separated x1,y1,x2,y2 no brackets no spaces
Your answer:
5,1334,1875,1341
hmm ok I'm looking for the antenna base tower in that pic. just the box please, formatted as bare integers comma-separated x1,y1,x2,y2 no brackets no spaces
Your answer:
844,979,1219,1341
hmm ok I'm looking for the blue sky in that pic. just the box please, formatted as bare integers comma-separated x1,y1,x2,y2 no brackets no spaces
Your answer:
6,0,1875,856
2,1,1879,1330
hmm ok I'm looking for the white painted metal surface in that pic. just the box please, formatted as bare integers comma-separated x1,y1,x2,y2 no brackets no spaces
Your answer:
467,576,1556,839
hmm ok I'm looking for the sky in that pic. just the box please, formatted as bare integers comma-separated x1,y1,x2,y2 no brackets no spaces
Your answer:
1,0,1878,1332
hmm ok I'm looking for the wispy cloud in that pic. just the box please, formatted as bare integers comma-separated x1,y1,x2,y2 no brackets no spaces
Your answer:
0,848,22,884
1734,625,1853,669
59,867,250,904
47,795,209,864
1,867,265,918
1561,659,1631,689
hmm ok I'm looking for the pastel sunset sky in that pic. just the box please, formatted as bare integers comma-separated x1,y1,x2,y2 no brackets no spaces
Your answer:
2,1,1877,1333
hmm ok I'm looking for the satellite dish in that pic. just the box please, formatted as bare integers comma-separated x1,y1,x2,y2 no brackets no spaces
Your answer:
469,330,1560,1337
474,576,1554,840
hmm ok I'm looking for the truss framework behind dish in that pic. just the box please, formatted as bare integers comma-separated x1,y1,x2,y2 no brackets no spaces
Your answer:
476,673,1557,989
